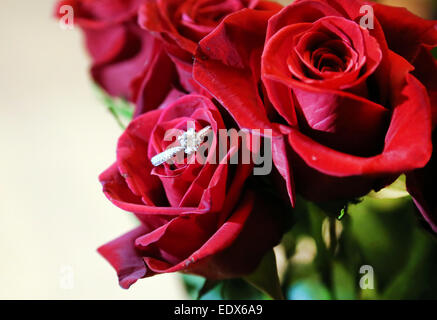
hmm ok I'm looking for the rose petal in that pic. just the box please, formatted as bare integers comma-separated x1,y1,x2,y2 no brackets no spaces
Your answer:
117,109,167,206
194,9,279,131
144,189,283,279
407,135,437,233
289,71,431,179
91,23,159,100
98,225,149,289
373,3,437,63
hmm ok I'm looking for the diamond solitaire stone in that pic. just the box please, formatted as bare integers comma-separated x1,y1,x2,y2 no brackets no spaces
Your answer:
151,125,212,167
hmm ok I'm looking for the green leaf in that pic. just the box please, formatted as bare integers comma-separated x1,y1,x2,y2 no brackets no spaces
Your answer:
93,84,134,129
244,250,284,300
332,261,356,300
181,275,265,300
197,279,220,300
368,175,409,199
181,274,205,299
221,279,267,300
347,196,416,291
381,230,437,299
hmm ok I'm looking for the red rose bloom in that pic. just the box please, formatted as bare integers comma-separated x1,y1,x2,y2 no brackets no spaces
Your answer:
194,0,436,202
54,0,177,112
138,0,282,93
98,94,283,288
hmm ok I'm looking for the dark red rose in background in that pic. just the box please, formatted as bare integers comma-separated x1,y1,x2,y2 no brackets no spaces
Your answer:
372,4,437,127
407,130,437,233
98,94,283,288
194,0,435,202
54,0,177,112
138,0,282,93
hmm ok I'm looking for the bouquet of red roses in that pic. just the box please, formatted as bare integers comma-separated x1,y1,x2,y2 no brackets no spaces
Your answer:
55,0,437,299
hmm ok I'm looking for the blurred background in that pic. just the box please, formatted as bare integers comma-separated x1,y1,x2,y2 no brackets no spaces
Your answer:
0,0,187,299
0,0,435,300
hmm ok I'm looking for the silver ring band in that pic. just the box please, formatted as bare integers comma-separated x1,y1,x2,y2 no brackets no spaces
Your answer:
151,146,184,167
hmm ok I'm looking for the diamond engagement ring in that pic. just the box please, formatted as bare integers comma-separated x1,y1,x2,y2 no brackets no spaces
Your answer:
151,125,212,167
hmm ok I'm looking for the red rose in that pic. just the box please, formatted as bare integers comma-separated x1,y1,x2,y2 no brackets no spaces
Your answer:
98,94,283,288
194,0,436,202
138,0,282,93
54,0,177,112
